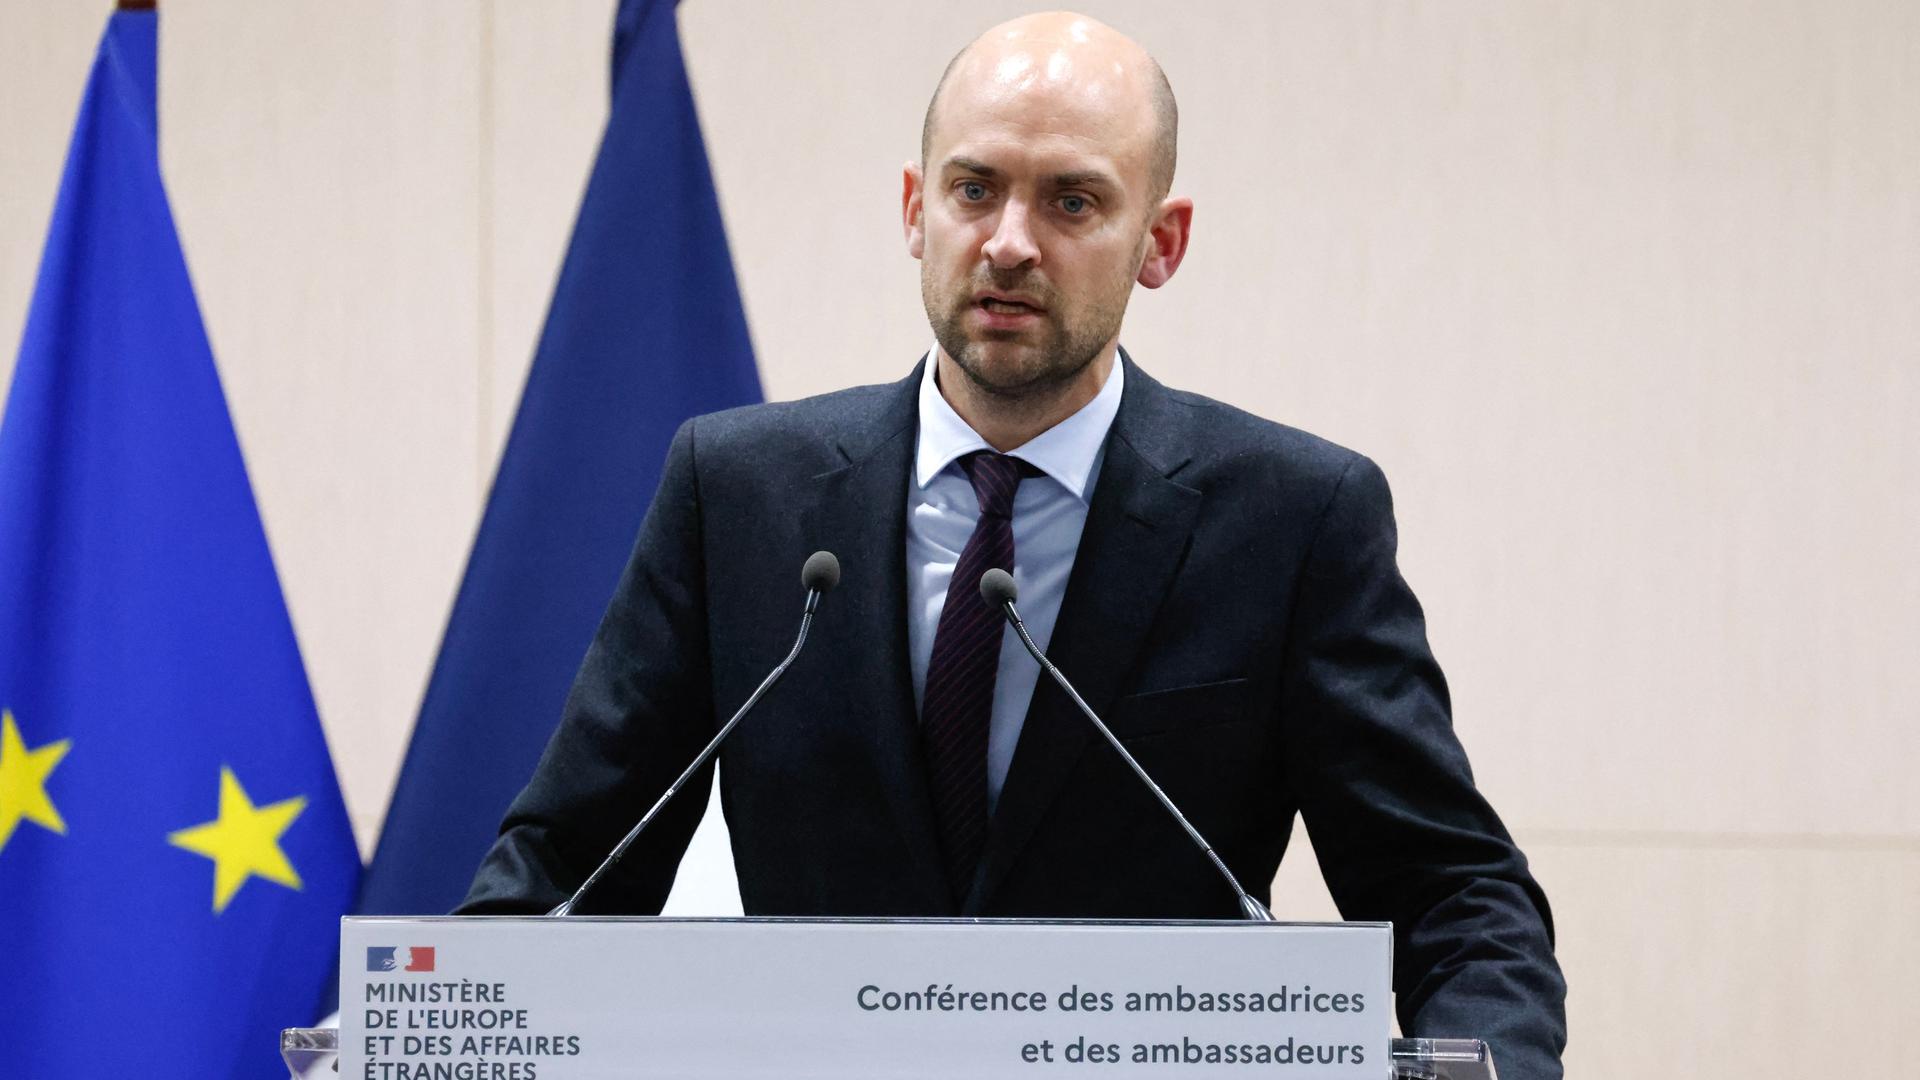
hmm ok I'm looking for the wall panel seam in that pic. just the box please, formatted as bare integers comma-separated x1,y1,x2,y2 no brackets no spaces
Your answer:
1521,829,1920,854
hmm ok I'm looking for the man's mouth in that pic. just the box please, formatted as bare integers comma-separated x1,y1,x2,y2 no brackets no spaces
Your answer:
978,297,1042,314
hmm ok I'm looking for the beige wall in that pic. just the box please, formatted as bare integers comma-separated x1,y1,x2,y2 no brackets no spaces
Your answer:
3,1,1915,1074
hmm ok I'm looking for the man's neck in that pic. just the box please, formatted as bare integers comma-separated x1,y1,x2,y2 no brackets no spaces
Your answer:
934,344,1118,452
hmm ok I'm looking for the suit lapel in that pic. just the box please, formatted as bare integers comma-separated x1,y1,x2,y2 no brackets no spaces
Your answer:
802,361,953,912
966,355,1201,913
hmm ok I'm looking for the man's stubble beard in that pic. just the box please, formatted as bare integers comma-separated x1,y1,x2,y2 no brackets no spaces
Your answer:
922,262,1136,403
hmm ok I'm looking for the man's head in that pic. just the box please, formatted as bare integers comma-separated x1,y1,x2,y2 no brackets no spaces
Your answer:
920,20,1180,207
904,12,1192,402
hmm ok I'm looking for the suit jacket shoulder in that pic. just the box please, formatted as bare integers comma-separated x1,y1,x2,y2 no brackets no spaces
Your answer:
688,356,1371,511
685,374,914,482
1149,377,1361,474
1112,364,1386,558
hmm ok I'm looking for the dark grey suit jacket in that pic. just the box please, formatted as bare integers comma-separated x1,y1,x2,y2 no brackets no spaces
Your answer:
459,354,1567,1078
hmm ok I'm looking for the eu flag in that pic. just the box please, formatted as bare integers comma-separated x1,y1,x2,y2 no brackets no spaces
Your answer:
0,11,359,1077
358,0,760,918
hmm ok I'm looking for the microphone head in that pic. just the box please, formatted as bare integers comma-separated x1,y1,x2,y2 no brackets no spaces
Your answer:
979,567,1018,609
801,550,841,594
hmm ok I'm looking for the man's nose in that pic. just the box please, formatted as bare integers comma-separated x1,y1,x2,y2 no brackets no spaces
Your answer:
981,199,1040,269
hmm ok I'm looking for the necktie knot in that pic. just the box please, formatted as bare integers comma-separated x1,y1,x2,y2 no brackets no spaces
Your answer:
959,451,1036,520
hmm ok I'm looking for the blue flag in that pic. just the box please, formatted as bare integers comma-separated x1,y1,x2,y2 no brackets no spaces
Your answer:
0,11,359,1077
357,0,760,918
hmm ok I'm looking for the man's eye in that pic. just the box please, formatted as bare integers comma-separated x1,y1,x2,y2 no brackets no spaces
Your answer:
959,181,989,201
1059,195,1090,215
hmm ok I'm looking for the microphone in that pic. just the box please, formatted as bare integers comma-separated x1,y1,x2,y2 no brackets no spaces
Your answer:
549,551,841,916
979,568,1276,922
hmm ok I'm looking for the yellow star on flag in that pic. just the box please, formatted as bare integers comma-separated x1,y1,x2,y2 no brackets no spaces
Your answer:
168,765,307,914
0,708,71,855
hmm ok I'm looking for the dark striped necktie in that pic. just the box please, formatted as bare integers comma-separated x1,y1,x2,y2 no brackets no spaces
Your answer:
922,450,1036,902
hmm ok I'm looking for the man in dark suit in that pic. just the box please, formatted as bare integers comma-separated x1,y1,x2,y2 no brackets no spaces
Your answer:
460,11,1566,1077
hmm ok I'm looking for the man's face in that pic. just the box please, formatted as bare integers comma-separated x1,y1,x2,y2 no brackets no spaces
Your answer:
908,55,1160,398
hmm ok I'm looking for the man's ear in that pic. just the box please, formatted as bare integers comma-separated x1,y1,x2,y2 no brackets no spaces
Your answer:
903,161,926,260
1136,196,1193,288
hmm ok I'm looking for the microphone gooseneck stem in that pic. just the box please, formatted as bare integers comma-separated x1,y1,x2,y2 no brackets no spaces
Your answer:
1001,600,1276,923
551,592,820,917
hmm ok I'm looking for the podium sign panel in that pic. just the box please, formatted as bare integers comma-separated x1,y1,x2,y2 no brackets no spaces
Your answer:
340,917,1390,1079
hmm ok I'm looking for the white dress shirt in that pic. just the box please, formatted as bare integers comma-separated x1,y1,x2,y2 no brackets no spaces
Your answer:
906,349,1125,812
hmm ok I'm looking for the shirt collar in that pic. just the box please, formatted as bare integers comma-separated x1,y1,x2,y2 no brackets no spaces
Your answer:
913,345,1124,502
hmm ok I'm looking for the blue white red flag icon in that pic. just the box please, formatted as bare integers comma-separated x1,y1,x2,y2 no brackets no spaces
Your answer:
366,946,435,972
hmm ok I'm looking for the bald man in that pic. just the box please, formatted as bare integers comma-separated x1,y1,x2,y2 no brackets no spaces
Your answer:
462,12,1567,1078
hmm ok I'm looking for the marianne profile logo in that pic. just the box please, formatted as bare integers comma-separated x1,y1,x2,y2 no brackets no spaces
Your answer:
367,946,436,972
